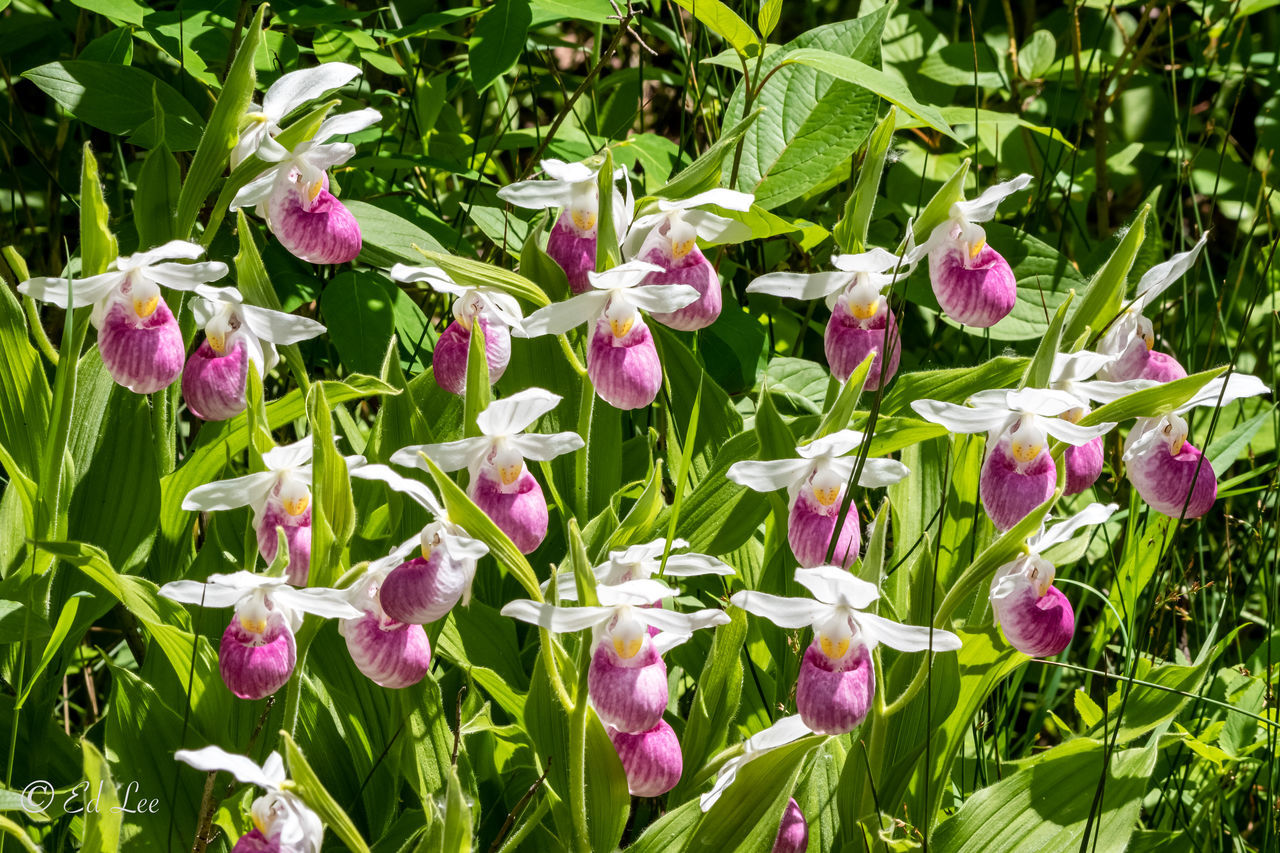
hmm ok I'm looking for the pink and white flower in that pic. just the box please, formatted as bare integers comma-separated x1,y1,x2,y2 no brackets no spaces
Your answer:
349,464,490,624
338,542,433,688
497,158,631,294
160,572,359,700
607,719,683,797
748,247,912,388
552,537,733,601
501,580,728,733
175,746,324,853
182,438,364,585
621,189,754,330
1123,374,1268,518
231,109,381,265
912,174,1031,328
727,430,909,568
1098,234,1208,383
393,389,582,553
182,286,326,420
912,390,1116,530
989,502,1116,657
231,62,363,168
520,261,699,410
699,715,815,811
18,241,228,393
731,567,961,735
389,264,524,395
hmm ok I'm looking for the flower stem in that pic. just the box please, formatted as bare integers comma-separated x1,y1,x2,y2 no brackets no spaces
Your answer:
568,642,592,853
573,372,594,521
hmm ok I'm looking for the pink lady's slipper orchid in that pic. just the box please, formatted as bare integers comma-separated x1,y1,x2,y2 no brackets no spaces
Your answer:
1098,234,1208,383
700,715,814,811
349,464,490,624
520,261,699,410
732,567,961,735
389,264,524,395
175,746,323,853
392,389,582,553
19,241,228,393
911,174,1032,328
232,62,362,168
607,719,683,797
501,579,729,733
773,798,810,853
913,390,1117,530
160,572,360,700
989,502,1116,657
338,541,433,688
748,247,912,387
183,286,326,420
727,430,909,568
183,439,363,585
552,537,733,601
620,189,754,330
1123,374,1269,518
231,108,381,265
497,158,631,294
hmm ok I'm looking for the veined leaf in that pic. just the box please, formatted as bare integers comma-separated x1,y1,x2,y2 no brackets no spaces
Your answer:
282,732,374,853
413,248,550,308
1079,366,1226,427
670,0,760,57
469,0,532,92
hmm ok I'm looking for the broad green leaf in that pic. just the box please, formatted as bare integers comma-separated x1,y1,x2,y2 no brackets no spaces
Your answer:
784,48,958,140
308,383,356,588
1079,366,1226,427
463,318,492,437
282,732,374,853
931,738,1158,853
1064,205,1149,342
0,282,51,479
81,739,122,851
133,141,180,247
413,247,550,308
910,158,969,246
469,0,532,92
22,61,205,150
670,0,760,57
1021,294,1074,389
70,0,147,25
175,4,265,237
654,108,761,201
350,200,450,265
757,0,781,38
879,357,1029,416
1018,30,1058,80
834,107,896,253
321,270,397,376
723,12,889,209
917,42,1007,88
80,142,117,276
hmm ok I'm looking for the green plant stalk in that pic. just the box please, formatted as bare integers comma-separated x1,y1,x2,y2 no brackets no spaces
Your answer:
568,641,592,853
573,372,594,521
280,623,319,738
658,374,701,577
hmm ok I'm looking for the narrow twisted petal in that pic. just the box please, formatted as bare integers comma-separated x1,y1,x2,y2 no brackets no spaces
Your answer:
341,612,432,688
787,492,860,569
993,584,1074,657
379,552,470,624
642,246,721,331
1127,440,1217,518
928,244,1017,328
547,213,597,294
825,304,901,387
256,503,312,586
1108,344,1187,383
469,469,548,554
96,301,185,394
979,443,1057,531
219,618,297,700
608,719,682,797
1064,436,1105,496
183,340,249,420
772,798,809,853
269,182,362,265
795,641,874,735
588,642,668,734
587,321,663,410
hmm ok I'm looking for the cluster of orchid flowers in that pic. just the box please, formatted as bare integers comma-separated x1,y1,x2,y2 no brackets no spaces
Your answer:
23,54,1266,852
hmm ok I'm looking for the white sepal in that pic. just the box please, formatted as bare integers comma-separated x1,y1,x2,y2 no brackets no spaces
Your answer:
856,611,961,652
794,566,880,608
729,590,825,629
519,292,611,337
746,271,852,301
175,746,285,790
1132,232,1209,311
499,599,614,633
477,388,563,436
726,458,812,493
950,174,1032,223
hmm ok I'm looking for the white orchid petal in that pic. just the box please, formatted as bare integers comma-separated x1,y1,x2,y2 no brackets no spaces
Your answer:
389,263,462,291
1050,351,1115,384
182,472,279,512
951,174,1032,223
726,459,811,492
395,439,490,473
746,271,851,301
658,189,755,212
1002,387,1085,416
239,305,326,346
144,261,230,291
157,580,247,609
729,590,825,629
856,611,961,653
1040,418,1117,445
175,746,279,790
316,108,381,142
1035,502,1118,551
540,159,598,184
478,388,563,436
496,180,574,210
262,63,361,120
263,438,314,471
597,579,677,607
683,210,752,244
1178,373,1270,412
643,606,729,635
911,400,1011,434
793,566,880,608
1072,378,1157,405
129,240,207,266
660,553,734,577
230,168,283,211
275,587,363,620
587,260,665,291
520,293,609,337
509,432,584,462
499,599,614,632
857,458,910,488
799,429,865,460
350,463,444,516
625,284,700,315
19,272,124,309
829,247,906,274
1133,232,1209,310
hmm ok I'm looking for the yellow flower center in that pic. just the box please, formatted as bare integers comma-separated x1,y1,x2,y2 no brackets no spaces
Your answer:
209,333,226,355
671,237,697,260
134,295,159,319
968,238,986,260
240,616,268,635
610,316,634,338
613,635,643,659
571,210,597,232
308,180,324,202
1009,439,1043,465
820,635,850,660
1171,435,1185,455
283,494,310,517
812,485,841,507
849,298,879,321
498,462,523,485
